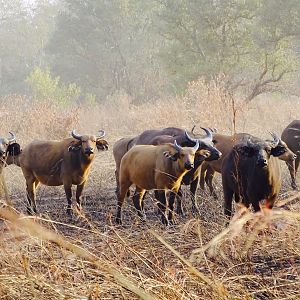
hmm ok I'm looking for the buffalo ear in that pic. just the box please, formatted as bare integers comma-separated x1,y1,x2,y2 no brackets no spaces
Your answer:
238,145,254,157
68,141,82,152
96,139,109,151
271,146,286,157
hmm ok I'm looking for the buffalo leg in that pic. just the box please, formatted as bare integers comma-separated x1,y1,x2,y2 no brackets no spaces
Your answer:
155,190,168,225
205,167,218,199
199,164,207,191
190,177,200,216
64,181,73,216
116,181,131,224
223,188,234,218
25,173,38,215
175,188,184,216
114,169,119,194
168,189,180,224
294,157,300,189
286,159,297,190
75,181,86,210
132,187,146,221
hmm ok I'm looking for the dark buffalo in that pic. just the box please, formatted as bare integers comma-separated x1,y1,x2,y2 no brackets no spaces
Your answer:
201,132,296,198
221,135,285,218
281,120,300,189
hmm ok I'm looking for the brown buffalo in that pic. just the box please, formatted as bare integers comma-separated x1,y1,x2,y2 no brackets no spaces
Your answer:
200,132,296,198
116,140,199,225
112,136,135,192
19,130,108,215
281,120,300,189
113,127,221,215
222,135,285,218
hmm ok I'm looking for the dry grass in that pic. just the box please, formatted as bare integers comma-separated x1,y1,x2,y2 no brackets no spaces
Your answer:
0,81,300,299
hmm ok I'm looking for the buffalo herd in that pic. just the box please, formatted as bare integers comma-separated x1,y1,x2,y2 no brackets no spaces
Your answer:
1,120,300,225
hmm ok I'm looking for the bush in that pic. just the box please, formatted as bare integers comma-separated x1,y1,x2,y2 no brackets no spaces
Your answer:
26,67,81,105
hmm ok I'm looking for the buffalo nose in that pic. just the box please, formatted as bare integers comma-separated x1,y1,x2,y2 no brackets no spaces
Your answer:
85,147,94,155
257,158,268,167
293,154,297,160
184,162,193,170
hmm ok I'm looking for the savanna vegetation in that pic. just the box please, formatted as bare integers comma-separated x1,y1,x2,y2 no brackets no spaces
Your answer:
1,1,300,299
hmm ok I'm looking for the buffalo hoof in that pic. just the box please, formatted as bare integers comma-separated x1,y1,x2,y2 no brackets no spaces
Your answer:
115,217,122,225
191,205,200,217
291,182,298,190
27,208,36,215
138,213,147,223
75,203,82,211
161,215,169,226
176,207,185,217
212,192,218,200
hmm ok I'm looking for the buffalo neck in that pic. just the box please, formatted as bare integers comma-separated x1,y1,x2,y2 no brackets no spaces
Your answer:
72,150,94,171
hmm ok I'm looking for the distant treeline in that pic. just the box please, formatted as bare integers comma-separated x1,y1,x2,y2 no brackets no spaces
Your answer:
1,0,300,103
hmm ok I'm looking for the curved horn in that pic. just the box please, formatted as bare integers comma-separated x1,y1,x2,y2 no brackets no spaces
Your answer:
71,129,82,141
191,125,196,134
185,130,198,143
173,140,182,152
200,127,213,140
97,129,106,139
193,139,199,151
8,132,16,143
270,132,280,147
246,137,253,147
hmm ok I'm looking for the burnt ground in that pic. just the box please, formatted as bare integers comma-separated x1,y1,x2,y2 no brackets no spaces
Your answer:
1,176,300,299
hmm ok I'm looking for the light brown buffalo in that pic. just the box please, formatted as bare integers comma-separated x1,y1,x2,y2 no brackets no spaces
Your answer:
19,130,108,215
116,140,199,225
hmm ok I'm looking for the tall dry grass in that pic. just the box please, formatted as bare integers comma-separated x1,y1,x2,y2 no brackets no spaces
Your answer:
0,79,300,299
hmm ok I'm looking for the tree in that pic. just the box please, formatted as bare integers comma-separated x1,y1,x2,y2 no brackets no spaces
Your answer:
0,0,60,95
157,0,300,101
47,0,165,102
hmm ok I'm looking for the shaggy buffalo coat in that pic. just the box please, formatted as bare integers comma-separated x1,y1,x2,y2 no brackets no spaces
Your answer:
200,133,296,198
222,139,284,218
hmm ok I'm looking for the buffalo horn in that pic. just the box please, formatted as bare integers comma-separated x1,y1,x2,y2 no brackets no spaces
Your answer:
8,132,16,144
185,130,198,143
270,132,280,147
246,137,253,147
200,127,213,140
193,139,199,151
174,140,182,152
97,130,106,140
191,125,196,134
272,133,280,147
71,129,82,141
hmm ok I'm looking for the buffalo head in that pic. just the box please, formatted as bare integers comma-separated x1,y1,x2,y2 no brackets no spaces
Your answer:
0,132,16,159
185,127,222,161
237,133,284,167
164,140,199,170
69,130,108,156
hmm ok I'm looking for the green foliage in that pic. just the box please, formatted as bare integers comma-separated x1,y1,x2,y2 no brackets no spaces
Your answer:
26,67,81,105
